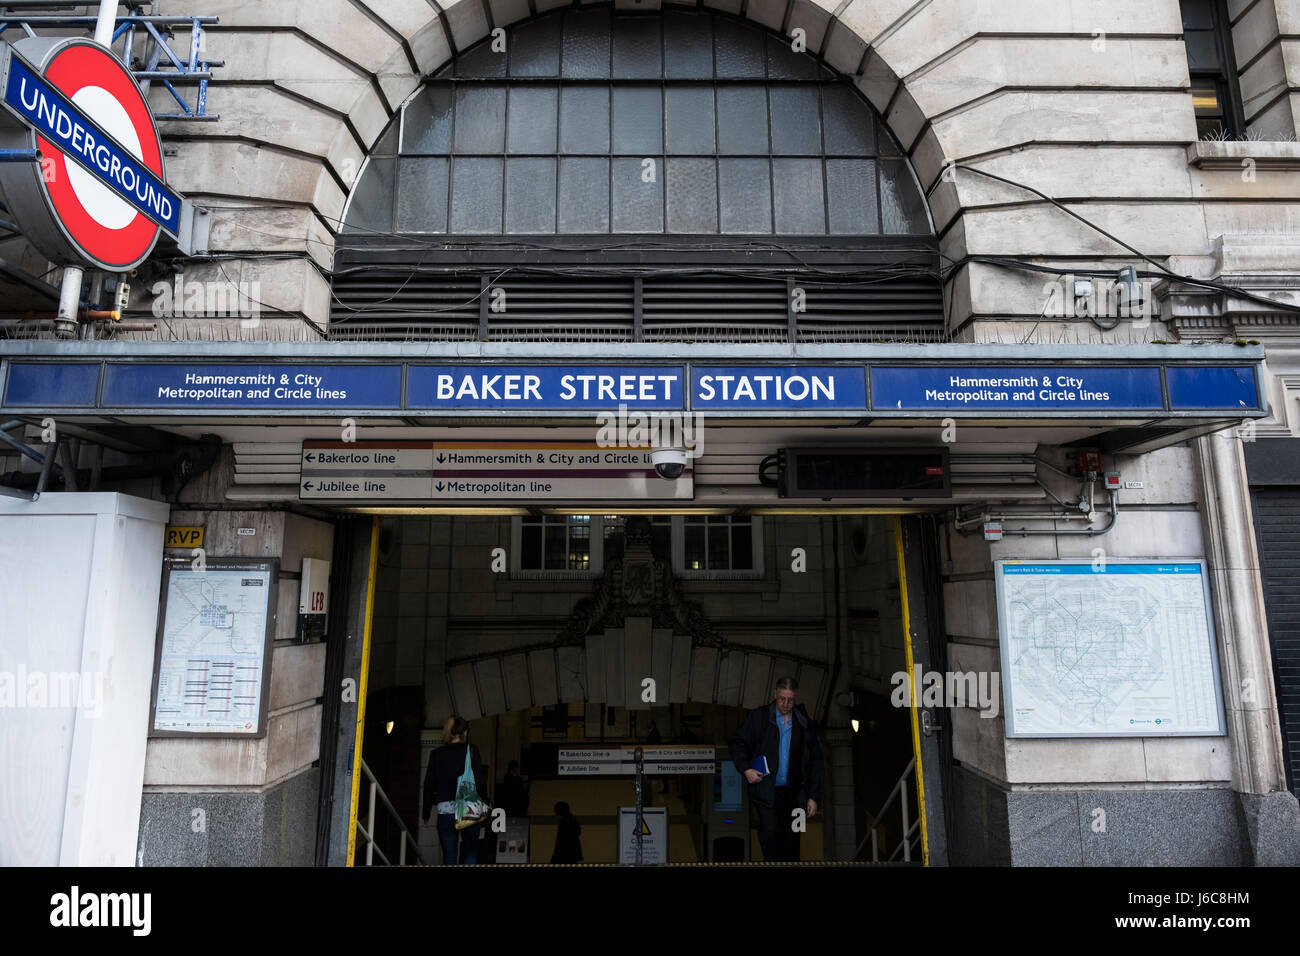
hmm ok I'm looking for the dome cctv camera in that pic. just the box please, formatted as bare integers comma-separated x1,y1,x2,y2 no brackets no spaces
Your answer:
651,448,688,480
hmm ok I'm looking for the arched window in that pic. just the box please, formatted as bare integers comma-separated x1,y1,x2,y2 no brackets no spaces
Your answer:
332,7,941,342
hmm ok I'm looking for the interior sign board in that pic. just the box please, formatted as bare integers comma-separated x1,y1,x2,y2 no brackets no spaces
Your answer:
0,39,182,270
995,560,1226,737
302,443,434,471
559,747,718,775
299,440,693,501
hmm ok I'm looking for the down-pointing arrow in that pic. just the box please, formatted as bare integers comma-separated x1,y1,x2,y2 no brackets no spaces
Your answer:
435,482,445,492
436,453,446,463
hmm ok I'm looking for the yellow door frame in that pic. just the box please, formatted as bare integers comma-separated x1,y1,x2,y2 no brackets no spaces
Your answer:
345,517,380,867
892,515,931,866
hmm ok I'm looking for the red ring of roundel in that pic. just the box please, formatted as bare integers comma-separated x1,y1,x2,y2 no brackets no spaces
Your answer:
38,43,163,268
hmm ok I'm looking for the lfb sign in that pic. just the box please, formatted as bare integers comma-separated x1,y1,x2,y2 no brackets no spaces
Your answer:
0,37,181,271
299,558,330,616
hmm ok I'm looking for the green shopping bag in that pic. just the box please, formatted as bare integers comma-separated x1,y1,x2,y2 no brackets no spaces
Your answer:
454,746,490,829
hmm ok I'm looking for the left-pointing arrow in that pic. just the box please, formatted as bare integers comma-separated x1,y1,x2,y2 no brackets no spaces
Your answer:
305,453,315,462
303,481,313,491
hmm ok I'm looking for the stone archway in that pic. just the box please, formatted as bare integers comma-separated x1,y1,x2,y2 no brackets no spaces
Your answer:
172,0,975,336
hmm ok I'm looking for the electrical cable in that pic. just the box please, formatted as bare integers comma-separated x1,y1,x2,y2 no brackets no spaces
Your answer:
209,260,328,338
947,163,1300,317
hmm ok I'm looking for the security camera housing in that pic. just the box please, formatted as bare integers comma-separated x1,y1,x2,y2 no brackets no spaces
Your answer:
651,448,688,480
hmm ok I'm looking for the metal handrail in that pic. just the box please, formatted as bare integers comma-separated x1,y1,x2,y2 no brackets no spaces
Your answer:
355,757,427,866
855,756,923,863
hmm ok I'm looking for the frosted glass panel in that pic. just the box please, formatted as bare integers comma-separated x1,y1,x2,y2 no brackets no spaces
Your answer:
879,158,930,234
665,87,715,154
345,157,394,233
507,86,558,154
769,87,821,155
664,12,712,78
450,158,503,232
613,18,662,79
509,15,561,76
767,33,818,80
772,158,824,234
558,158,610,233
562,8,611,78
505,158,557,233
713,17,765,78
718,159,772,233
612,87,663,154
453,86,506,153
397,157,449,232
717,87,769,154
560,86,610,153
666,158,718,233
612,157,663,232
401,85,453,154
826,159,878,235
822,87,874,156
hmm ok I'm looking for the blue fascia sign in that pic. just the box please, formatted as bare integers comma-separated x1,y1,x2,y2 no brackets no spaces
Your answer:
98,363,403,408
871,366,1166,411
3,53,181,235
692,366,866,410
407,365,684,409
0,360,1264,416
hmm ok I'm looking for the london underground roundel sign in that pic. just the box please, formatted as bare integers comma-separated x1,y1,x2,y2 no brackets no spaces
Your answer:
0,37,180,272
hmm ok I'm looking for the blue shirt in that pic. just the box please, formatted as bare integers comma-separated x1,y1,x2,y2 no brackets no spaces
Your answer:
774,708,792,786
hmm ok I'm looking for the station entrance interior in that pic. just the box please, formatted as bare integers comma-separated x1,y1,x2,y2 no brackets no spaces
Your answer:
346,509,940,865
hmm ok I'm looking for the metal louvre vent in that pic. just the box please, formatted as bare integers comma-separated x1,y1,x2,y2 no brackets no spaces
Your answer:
330,273,481,340
641,276,788,342
488,275,635,341
329,270,944,343
797,280,946,342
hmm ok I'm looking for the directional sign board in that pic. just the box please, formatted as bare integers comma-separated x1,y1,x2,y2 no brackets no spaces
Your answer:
299,441,694,502
0,38,182,270
558,747,717,775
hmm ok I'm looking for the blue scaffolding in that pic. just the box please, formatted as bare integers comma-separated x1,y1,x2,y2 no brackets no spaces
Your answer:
0,2,220,120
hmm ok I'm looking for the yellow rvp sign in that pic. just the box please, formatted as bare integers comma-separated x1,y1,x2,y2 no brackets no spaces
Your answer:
164,526,204,549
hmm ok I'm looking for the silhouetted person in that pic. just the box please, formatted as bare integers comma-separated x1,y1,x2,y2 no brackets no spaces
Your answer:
499,759,530,818
551,801,583,864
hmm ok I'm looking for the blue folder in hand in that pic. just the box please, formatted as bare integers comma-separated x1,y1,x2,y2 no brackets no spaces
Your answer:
751,756,770,776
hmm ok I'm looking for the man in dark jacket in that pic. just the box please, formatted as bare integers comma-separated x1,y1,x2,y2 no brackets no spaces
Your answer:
729,676,823,862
